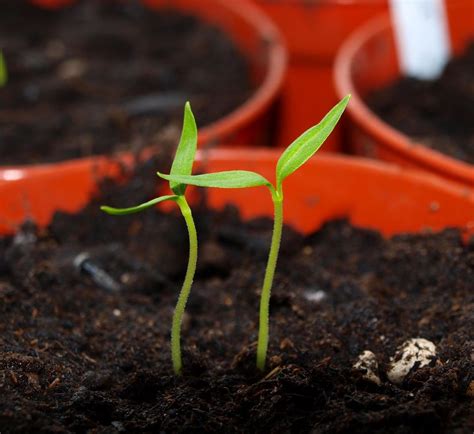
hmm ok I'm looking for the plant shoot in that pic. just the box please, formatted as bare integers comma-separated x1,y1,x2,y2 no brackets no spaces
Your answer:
101,102,198,375
160,95,351,371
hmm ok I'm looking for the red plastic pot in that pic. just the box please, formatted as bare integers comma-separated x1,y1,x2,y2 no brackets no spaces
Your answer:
335,6,474,186
1,149,473,239
251,0,388,151
0,0,287,180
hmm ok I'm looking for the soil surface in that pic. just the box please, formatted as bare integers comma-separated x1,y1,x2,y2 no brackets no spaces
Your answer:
0,156,473,433
0,0,252,165
369,42,474,164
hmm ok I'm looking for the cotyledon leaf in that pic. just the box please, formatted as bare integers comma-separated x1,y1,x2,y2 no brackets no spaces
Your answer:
158,171,271,189
169,102,198,196
276,95,350,187
100,195,178,215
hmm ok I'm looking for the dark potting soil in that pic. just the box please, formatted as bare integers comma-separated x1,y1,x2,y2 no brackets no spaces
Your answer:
0,0,252,165
368,42,474,164
0,156,473,433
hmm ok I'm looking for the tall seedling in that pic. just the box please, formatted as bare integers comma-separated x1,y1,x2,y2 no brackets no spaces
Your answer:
101,102,198,375
160,95,350,370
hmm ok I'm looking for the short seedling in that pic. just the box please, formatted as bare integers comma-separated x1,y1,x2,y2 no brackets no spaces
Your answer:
101,102,198,375
160,95,350,371
0,51,7,87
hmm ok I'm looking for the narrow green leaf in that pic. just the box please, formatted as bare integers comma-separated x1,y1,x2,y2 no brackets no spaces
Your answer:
276,95,350,187
100,195,178,215
158,171,271,189
169,102,198,196
0,51,7,87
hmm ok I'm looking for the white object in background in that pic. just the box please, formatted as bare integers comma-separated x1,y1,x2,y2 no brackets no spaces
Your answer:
389,0,451,80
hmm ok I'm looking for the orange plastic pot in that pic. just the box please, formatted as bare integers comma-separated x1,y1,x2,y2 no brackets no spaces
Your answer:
0,0,287,180
251,0,388,151
1,149,473,239
335,7,474,186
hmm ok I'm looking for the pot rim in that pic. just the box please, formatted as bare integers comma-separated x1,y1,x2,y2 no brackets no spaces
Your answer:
2,148,473,237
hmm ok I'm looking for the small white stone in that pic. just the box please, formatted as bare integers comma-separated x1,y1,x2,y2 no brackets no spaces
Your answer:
387,338,437,384
353,350,381,385
303,290,326,303
112,309,122,317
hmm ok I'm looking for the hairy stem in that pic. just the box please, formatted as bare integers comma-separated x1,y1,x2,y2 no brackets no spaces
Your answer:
256,189,283,371
172,196,198,375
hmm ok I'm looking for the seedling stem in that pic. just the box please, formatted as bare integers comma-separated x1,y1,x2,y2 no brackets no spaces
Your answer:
257,189,282,370
172,195,198,374
0,51,7,87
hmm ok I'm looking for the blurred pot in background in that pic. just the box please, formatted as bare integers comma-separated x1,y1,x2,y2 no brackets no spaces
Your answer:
1,0,286,179
251,0,387,151
335,2,474,186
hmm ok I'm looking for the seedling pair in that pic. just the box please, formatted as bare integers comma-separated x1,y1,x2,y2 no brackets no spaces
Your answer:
102,96,350,374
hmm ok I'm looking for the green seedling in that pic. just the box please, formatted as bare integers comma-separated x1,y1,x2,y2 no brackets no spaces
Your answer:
101,102,198,375
0,51,7,87
160,95,351,371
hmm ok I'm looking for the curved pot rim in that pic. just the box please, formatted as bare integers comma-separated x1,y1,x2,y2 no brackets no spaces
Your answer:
334,13,474,185
2,148,473,237
1,0,287,177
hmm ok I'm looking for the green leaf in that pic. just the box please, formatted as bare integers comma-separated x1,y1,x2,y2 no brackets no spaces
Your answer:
169,102,198,195
100,195,178,215
276,95,350,187
158,171,271,189
0,51,7,87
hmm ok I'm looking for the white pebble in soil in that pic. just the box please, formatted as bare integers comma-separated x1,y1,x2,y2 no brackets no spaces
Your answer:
387,338,437,385
353,350,381,385
303,290,326,303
